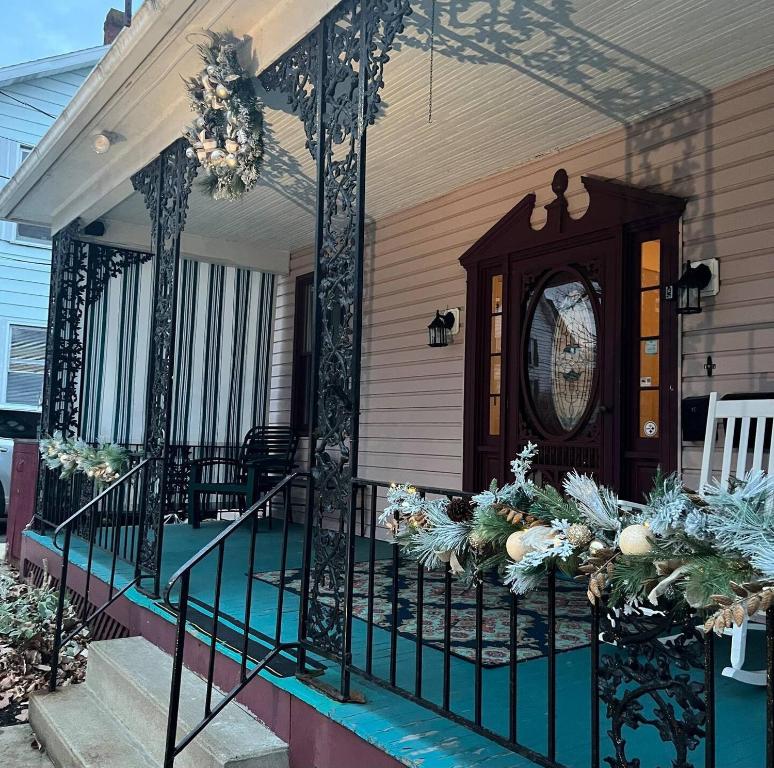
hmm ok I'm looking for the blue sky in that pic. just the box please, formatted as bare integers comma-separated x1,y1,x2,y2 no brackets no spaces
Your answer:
0,2,141,68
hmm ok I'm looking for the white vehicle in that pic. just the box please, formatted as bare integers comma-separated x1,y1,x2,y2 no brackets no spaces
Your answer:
0,437,11,524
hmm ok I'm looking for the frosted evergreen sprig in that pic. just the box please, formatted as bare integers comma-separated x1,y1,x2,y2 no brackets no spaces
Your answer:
510,441,538,494
562,470,621,532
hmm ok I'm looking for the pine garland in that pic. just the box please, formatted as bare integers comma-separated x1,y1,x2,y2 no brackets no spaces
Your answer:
39,433,132,485
383,444,774,618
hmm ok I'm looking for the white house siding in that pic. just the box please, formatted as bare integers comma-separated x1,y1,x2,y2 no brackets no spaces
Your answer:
270,66,774,492
0,63,97,411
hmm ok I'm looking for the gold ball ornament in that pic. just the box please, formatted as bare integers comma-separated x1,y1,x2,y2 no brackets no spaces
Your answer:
505,530,529,562
215,84,230,100
566,523,592,548
224,153,238,169
618,524,654,556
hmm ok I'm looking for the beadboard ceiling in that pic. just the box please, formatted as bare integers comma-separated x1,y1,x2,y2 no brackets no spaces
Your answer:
8,0,774,263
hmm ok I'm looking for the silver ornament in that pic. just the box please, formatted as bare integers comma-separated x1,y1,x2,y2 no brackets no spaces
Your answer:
209,148,226,163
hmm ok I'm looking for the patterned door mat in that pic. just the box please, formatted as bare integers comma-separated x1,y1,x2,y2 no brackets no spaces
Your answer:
255,561,591,668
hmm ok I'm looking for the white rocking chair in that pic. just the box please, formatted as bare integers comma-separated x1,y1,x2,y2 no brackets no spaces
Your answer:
699,392,774,686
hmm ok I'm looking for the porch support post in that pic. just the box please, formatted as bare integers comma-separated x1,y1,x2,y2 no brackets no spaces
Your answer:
131,139,198,595
36,222,89,526
262,0,412,688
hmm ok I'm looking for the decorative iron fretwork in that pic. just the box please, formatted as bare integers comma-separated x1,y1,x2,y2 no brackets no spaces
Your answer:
262,0,412,658
598,602,706,768
40,224,89,438
131,138,198,591
37,223,89,520
86,244,153,306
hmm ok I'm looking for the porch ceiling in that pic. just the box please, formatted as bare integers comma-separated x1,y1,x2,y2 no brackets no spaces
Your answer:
4,0,774,263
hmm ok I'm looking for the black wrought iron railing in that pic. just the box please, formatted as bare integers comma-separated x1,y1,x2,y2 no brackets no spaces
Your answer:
161,471,310,768
349,478,774,768
36,441,245,533
48,458,156,691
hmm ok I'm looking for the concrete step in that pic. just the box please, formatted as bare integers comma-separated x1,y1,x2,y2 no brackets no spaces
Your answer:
85,636,288,768
29,685,156,768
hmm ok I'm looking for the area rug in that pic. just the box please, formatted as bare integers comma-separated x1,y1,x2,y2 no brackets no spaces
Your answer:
254,560,591,668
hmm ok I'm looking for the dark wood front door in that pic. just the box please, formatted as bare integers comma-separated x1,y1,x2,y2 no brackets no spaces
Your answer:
507,239,615,488
460,170,685,499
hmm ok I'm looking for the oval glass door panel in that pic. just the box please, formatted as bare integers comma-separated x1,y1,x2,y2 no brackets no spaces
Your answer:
526,272,598,434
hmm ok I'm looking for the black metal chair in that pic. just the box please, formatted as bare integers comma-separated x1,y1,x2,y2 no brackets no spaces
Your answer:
186,426,299,528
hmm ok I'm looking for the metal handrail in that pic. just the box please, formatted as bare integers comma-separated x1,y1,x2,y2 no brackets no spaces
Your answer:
52,458,153,551
49,458,156,691
163,470,308,610
162,471,309,768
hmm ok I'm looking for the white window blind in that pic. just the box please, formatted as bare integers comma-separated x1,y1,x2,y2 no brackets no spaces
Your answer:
5,324,46,407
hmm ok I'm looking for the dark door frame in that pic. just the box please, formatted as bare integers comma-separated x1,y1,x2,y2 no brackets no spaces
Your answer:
459,169,686,494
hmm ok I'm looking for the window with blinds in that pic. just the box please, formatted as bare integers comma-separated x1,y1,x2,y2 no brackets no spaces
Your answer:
13,147,51,245
5,325,46,407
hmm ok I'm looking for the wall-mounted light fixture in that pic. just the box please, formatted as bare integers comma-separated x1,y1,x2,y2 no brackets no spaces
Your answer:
675,260,713,315
92,133,112,154
427,308,460,348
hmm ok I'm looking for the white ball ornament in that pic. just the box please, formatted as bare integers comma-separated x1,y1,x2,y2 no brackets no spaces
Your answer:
619,524,654,556
588,539,606,555
505,530,529,562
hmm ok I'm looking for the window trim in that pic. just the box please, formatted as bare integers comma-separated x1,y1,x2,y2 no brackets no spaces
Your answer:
9,145,51,249
1,319,47,412
290,272,314,435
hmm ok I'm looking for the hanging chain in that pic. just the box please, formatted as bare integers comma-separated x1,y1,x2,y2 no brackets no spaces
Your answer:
428,0,436,123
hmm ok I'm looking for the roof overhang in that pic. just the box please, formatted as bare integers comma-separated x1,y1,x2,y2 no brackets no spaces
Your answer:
0,45,108,88
0,0,337,238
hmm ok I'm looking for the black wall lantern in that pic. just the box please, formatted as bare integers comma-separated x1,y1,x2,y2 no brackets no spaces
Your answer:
428,310,456,347
675,260,712,315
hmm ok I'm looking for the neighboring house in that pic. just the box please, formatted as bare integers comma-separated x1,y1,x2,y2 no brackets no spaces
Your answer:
0,2,772,768
0,46,108,416
0,46,107,514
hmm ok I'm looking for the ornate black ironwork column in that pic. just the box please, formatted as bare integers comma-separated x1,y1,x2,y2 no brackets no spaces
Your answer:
262,0,412,684
598,602,706,768
131,139,198,594
36,223,89,525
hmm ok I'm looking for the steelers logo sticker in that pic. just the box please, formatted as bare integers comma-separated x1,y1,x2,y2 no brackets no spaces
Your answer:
643,420,658,437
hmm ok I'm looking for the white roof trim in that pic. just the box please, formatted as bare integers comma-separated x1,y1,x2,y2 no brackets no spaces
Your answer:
0,46,109,88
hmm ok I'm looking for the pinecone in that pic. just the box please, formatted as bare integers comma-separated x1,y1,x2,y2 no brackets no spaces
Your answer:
495,504,534,526
447,497,475,523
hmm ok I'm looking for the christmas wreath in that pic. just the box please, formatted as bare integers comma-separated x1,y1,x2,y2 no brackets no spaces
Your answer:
183,32,264,201
383,443,774,634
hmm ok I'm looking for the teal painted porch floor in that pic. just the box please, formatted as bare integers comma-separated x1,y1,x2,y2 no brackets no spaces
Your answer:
28,521,767,768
